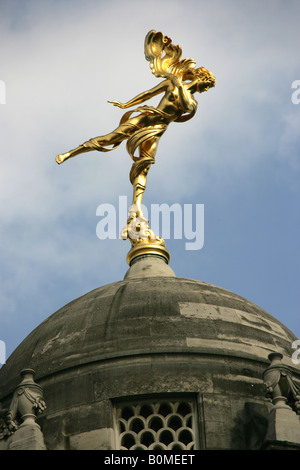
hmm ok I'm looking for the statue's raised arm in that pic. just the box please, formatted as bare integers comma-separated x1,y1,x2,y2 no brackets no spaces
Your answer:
56,30,215,265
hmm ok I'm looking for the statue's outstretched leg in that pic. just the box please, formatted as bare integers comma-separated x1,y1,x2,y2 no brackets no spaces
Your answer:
56,125,133,164
56,135,118,164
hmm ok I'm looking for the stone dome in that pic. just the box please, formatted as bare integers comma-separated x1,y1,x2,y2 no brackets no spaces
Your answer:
0,255,298,450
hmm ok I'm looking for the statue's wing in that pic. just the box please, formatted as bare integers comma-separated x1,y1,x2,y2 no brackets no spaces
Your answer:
144,30,199,83
144,30,182,79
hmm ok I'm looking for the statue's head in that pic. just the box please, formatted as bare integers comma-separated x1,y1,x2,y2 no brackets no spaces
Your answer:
195,67,216,92
182,66,215,94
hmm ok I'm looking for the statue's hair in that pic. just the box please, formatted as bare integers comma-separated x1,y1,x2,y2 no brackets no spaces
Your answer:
144,30,181,78
144,30,215,87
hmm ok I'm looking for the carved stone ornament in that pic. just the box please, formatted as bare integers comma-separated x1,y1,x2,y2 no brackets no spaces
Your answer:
0,368,46,440
263,352,300,415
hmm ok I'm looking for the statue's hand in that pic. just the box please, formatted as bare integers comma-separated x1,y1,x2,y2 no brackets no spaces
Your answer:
108,100,126,109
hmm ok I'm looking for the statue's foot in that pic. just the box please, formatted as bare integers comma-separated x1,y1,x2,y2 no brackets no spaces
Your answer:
128,204,148,223
136,212,148,223
56,152,70,164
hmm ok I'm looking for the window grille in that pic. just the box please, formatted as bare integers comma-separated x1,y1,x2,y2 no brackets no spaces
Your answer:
114,398,197,450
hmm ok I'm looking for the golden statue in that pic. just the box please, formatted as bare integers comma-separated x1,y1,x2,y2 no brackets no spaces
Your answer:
56,30,215,264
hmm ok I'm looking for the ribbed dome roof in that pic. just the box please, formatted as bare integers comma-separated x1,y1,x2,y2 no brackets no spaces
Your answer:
0,255,296,399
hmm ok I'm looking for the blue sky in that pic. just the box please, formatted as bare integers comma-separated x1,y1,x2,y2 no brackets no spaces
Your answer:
0,0,299,362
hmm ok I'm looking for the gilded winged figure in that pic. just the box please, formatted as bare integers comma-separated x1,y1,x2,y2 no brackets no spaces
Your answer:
56,30,215,221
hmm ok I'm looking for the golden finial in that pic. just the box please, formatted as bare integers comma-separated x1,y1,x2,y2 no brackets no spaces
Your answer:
56,30,215,265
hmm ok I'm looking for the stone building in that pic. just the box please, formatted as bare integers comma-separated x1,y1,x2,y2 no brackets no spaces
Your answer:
0,254,299,450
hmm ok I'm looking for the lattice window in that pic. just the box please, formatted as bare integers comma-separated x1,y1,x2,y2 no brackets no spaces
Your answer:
114,398,197,450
